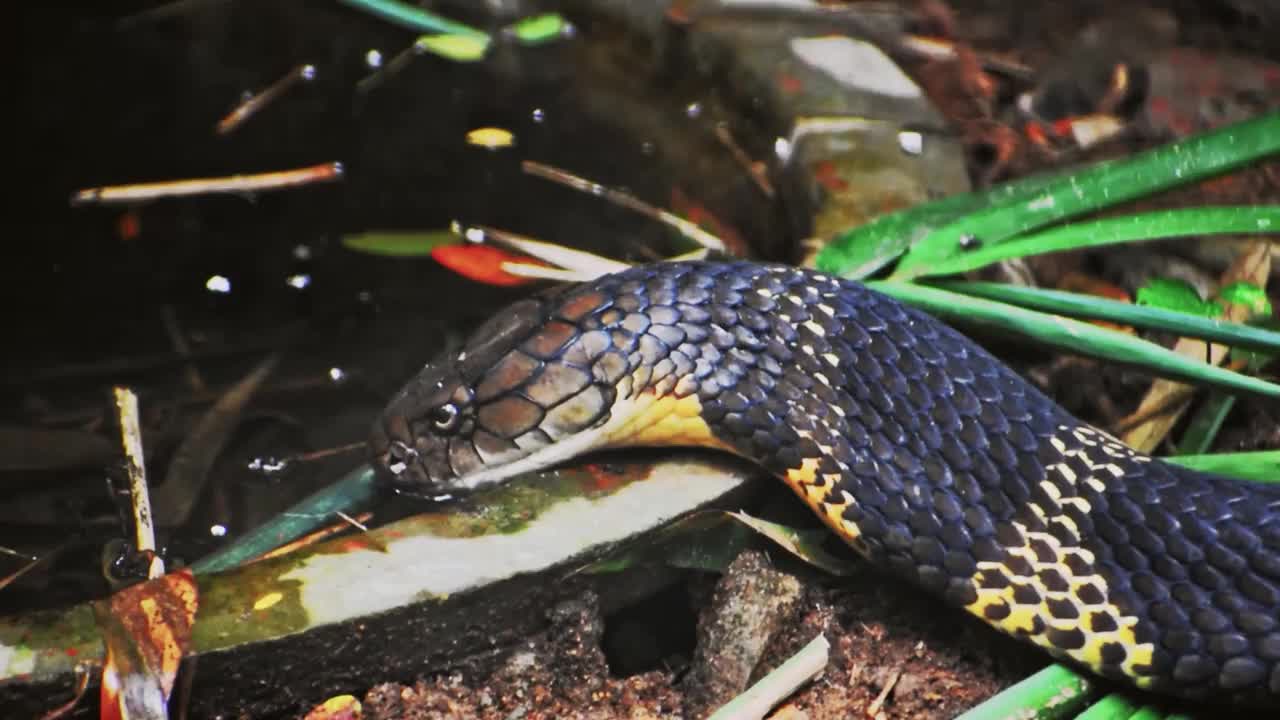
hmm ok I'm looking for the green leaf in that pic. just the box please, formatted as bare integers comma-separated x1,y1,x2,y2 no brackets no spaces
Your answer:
506,13,571,44
1136,278,1221,318
191,465,379,574
1175,393,1235,456
934,282,1280,353
816,166,1073,279
726,511,857,577
1166,450,1280,483
866,281,1280,400
342,229,457,257
415,33,492,62
1218,280,1273,317
893,206,1280,280
890,112,1280,278
953,664,1096,720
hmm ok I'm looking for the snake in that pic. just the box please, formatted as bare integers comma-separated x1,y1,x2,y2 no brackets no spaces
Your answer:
368,260,1280,706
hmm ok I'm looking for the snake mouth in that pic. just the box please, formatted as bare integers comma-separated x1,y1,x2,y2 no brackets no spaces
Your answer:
368,413,437,489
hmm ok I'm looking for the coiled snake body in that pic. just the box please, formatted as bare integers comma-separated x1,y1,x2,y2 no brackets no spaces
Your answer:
370,260,1280,705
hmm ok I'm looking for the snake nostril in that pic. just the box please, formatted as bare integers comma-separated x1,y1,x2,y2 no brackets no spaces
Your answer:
386,440,418,476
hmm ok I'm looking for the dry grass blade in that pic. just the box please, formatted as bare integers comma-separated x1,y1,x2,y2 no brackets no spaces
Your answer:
458,222,630,277
114,387,163,578
521,160,727,251
1120,240,1273,452
707,633,831,720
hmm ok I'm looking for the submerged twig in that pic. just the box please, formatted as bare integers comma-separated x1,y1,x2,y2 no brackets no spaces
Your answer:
216,64,316,135
714,124,775,198
113,387,164,578
162,305,206,393
116,0,225,30
71,162,343,206
521,160,727,252
152,354,280,527
356,41,424,94
0,548,57,592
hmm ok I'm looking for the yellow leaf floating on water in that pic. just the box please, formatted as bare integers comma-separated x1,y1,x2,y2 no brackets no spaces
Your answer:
415,34,490,62
466,126,516,150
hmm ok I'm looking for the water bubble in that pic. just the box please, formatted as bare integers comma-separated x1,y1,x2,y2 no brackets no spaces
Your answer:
300,65,317,81
209,524,228,537
365,49,383,68
531,108,545,123
293,244,312,261
205,275,231,294
247,456,290,476
773,137,793,163
286,273,311,289
958,234,982,250
328,367,347,382
685,102,703,118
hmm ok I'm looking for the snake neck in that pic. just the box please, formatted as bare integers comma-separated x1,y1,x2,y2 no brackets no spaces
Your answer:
539,261,1280,704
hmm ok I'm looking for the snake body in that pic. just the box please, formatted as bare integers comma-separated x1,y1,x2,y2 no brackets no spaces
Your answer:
370,260,1280,705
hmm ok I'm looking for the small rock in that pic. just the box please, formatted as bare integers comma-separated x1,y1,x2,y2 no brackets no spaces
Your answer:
681,550,806,720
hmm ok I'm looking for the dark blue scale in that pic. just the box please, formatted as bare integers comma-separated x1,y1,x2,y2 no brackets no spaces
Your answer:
569,261,1280,706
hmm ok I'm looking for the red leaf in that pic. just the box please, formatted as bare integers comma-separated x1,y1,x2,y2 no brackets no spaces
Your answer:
430,244,540,287
95,569,199,720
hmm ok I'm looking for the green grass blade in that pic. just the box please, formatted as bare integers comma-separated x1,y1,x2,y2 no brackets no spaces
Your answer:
1125,708,1167,720
816,166,1074,279
1165,450,1280,482
1075,693,1139,720
934,282,1280,353
891,111,1280,278
343,229,457,256
415,33,492,62
337,0,488,37
506,13,571,44
866,282,1280,400
897,206,1280,279
953,664,1096,720
1174,393,1236,456
191,465,379,574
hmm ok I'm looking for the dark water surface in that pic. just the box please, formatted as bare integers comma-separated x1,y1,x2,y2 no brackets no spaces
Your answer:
6,1,796,612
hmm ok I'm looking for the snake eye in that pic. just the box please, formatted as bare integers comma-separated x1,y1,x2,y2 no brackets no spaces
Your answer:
430,403,460,431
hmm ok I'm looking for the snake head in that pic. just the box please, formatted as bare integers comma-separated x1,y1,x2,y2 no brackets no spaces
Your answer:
369,292,617,496
368,358,478,495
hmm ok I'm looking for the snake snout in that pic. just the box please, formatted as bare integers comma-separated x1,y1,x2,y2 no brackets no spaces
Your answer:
368,413,425,485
